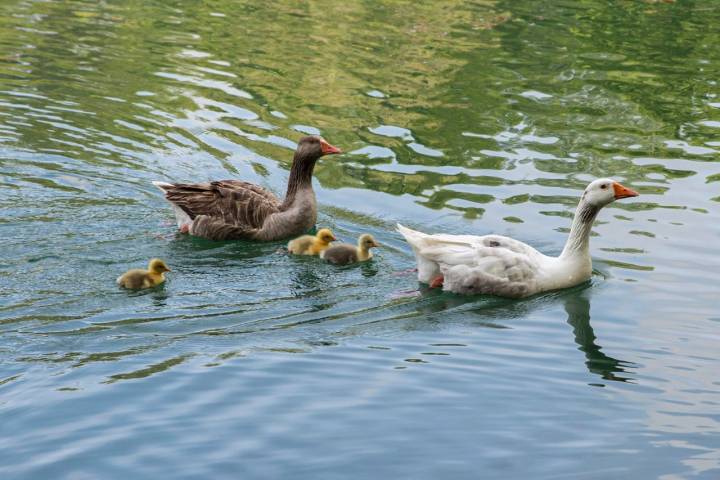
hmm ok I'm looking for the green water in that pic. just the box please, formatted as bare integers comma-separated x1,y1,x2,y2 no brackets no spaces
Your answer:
1,1,720,478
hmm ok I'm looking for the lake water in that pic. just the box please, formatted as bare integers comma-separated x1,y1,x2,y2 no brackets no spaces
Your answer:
1,1,720,478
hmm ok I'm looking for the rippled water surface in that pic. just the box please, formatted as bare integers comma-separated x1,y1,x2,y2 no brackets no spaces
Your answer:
2,1,720,478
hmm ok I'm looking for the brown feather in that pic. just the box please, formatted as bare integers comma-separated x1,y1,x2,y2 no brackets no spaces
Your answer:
157,137,333,241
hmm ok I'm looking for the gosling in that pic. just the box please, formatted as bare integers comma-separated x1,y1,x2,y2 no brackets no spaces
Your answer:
287,228,337,255
117,258,171,289
320,234,379,265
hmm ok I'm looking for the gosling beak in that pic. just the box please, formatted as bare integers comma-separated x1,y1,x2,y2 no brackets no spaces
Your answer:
372,241,381,248
612,182,639,200
330,236,337,242
320,139,342,155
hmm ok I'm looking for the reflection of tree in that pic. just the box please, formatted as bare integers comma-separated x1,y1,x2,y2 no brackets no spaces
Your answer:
3,0,714,219
0,0,508,210
487,0,720,173
564,293,633,383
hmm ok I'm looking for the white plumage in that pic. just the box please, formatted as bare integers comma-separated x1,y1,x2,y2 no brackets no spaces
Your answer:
396,224,544,298
397,178,639,298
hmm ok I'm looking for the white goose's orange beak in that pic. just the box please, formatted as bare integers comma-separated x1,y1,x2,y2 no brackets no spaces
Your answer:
613,182,639,199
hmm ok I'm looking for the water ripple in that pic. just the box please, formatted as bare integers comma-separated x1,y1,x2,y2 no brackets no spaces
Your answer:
1,0,720,478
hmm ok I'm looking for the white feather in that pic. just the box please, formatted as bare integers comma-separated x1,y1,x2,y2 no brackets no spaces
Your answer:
151,180,173,192
396,224,555,298
152,180,192,229
396,224,443,283
395,178,637,298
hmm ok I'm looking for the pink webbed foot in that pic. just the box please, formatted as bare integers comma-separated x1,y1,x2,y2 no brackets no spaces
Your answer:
179,224,190,234
429,275,444,289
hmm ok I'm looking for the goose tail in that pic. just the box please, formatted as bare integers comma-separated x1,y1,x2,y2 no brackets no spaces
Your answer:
152,181,192,230
396,223,429,248
152,180,174,193
396,223,441,283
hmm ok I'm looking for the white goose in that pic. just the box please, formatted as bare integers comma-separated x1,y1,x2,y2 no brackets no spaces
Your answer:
397,179,638,298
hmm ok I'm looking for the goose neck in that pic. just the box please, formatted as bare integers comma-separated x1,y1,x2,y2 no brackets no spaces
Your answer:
560,200,599,259
283,152,317,207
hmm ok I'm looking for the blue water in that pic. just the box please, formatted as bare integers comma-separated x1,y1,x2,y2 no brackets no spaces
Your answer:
1,1,720,478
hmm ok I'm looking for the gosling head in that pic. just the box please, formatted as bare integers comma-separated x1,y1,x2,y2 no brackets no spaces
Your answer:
582,178,638,208
358,234,380,251
316,228,337,244
148,258,171,274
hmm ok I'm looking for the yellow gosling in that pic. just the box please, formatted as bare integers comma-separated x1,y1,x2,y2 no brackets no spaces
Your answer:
320,234,379,265
116,258,171,289
287,228,337,255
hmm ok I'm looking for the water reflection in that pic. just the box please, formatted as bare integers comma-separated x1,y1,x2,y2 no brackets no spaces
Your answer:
392,283,634,384
563,293,634,384
1,0,720,477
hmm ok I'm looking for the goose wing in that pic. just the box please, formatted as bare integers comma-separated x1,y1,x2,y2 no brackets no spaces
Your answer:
160,180,282,231
419,239,542,298
396,224,542,297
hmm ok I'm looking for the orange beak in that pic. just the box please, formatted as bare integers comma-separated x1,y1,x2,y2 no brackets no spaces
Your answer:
613,182,639,199
320,139,342,155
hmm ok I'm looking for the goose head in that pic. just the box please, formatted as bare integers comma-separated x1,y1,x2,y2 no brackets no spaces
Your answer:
295,136,342,165
148,258,171,274
316,228,337,244
582,178,638,208
287,137,342,195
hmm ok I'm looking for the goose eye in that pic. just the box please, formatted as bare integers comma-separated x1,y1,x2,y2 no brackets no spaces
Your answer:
600,184,608,189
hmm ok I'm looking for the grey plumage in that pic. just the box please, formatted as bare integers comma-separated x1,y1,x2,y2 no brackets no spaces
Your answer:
579,204,599,224
320,234,379,265
321,244,359,265
154,137,340,241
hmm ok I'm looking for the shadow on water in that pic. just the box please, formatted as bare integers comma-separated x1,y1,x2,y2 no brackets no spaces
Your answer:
123,283,171,307
383,279,635,384
563,292,635,384
484,285,636,384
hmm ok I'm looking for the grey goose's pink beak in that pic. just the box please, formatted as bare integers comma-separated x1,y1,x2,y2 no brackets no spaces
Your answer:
320,139,342,155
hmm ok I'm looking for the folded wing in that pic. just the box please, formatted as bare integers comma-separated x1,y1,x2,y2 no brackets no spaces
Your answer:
158,180,282,240
396,223,542,298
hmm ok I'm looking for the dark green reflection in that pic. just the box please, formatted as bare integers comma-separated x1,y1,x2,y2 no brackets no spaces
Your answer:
564,293,634,383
